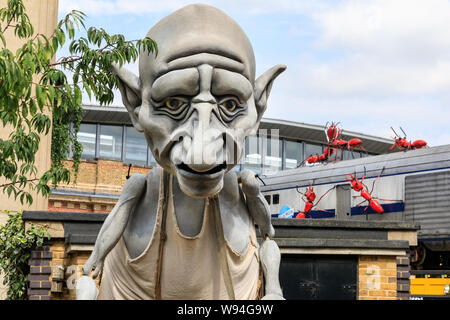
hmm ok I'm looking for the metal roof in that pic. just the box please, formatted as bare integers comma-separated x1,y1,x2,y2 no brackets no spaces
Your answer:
81,104,394,154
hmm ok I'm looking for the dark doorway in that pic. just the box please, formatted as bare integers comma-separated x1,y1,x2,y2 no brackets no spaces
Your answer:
279,254,357,300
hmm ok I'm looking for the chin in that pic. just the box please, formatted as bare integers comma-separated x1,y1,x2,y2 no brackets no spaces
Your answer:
175,162,227,198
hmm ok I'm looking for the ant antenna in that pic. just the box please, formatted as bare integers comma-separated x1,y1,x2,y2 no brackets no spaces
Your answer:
399,127,407,138
391,127,400,138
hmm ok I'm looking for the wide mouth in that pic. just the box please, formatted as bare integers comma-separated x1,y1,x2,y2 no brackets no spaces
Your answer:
177,162,227,176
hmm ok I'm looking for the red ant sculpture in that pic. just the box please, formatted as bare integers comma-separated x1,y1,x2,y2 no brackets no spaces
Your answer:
345,173,384,214
325,121,342,142
390,127,427,151
345,167,401,216
295,183,335,219
299,121,368,167
325,122,367,161
303,147,334,165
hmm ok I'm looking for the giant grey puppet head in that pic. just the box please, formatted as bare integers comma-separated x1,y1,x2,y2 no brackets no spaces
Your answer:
114,4,286,198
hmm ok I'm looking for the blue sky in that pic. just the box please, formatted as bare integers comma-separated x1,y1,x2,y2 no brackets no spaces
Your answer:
58,0,450,147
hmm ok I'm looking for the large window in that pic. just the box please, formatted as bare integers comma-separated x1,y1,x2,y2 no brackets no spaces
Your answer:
285,140,303,169
149,150,158,167
304,143,323,157
125,127,147,166
99,125,123,160
263,137,282,174
78,123,96,160
243,135,262,174
342,150,361,160
77,123,159,167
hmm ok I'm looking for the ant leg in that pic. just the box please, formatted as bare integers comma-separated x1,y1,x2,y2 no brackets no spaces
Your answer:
296,187,305,196
374,197,402,202
369,166,386,195
354,198,369,220
314,185,336,208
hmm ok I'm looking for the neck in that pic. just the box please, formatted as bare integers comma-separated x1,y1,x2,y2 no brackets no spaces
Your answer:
172,177,206,237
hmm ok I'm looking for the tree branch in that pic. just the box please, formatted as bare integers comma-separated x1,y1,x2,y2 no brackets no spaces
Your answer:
0,178,40,189
1,5,19,34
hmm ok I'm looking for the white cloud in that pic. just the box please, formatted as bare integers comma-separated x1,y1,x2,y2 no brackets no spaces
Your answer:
301,55,450,96
308,0,450,96
314,0,450,56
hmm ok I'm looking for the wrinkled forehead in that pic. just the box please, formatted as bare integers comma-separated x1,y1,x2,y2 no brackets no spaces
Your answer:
139,4,256,86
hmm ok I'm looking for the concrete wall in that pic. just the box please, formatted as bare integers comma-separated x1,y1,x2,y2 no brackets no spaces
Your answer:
0,0,59,300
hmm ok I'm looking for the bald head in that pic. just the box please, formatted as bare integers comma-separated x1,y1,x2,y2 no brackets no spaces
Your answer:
139,4,256,86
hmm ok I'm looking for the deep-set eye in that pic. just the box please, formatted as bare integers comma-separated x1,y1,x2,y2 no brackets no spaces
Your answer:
152,96,191,121
165,97,187,110
219,98,239,112
216,96,246,124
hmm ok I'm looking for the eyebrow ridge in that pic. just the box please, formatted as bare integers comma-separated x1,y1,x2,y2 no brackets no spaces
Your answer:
167,49,243,64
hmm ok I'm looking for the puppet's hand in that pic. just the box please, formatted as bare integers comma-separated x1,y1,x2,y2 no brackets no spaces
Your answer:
82,253,104,279
239,170,275,238
239,169,260,197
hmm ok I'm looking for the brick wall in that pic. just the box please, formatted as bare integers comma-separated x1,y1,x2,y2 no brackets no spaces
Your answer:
64,251,97,300
47,241,100,300
358,255,397,300
48,200,115,213
28,245,52,300
49,241,68,299
48,159,151,214
58,159,150,195
397,252,411,300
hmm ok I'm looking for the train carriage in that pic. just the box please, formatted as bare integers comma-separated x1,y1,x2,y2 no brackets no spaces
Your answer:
260,144,450,273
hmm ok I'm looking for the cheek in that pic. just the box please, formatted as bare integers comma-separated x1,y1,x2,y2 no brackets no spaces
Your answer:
138,102,166,133
138,101,177,156
233,98,258,133
222,100,258,164
169,140,184,165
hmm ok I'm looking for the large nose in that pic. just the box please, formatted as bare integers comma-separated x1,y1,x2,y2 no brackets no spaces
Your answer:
184,65,224,172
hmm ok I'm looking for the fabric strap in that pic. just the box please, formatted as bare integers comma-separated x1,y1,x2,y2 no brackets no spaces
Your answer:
155,169,171,300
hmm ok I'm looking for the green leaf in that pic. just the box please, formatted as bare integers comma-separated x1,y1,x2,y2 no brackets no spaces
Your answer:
66,19,75,39
48,85,55,102
0,33,5,47
29,99,37,116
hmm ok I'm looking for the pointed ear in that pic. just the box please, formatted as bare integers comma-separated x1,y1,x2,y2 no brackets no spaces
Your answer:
112,63,144,132
254,64,287,120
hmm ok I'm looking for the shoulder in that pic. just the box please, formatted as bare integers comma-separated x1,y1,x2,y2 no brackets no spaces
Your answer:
124,167,161,188
220,170,247,210
121,166,162,196
220,170,246,203
124,172,147,187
